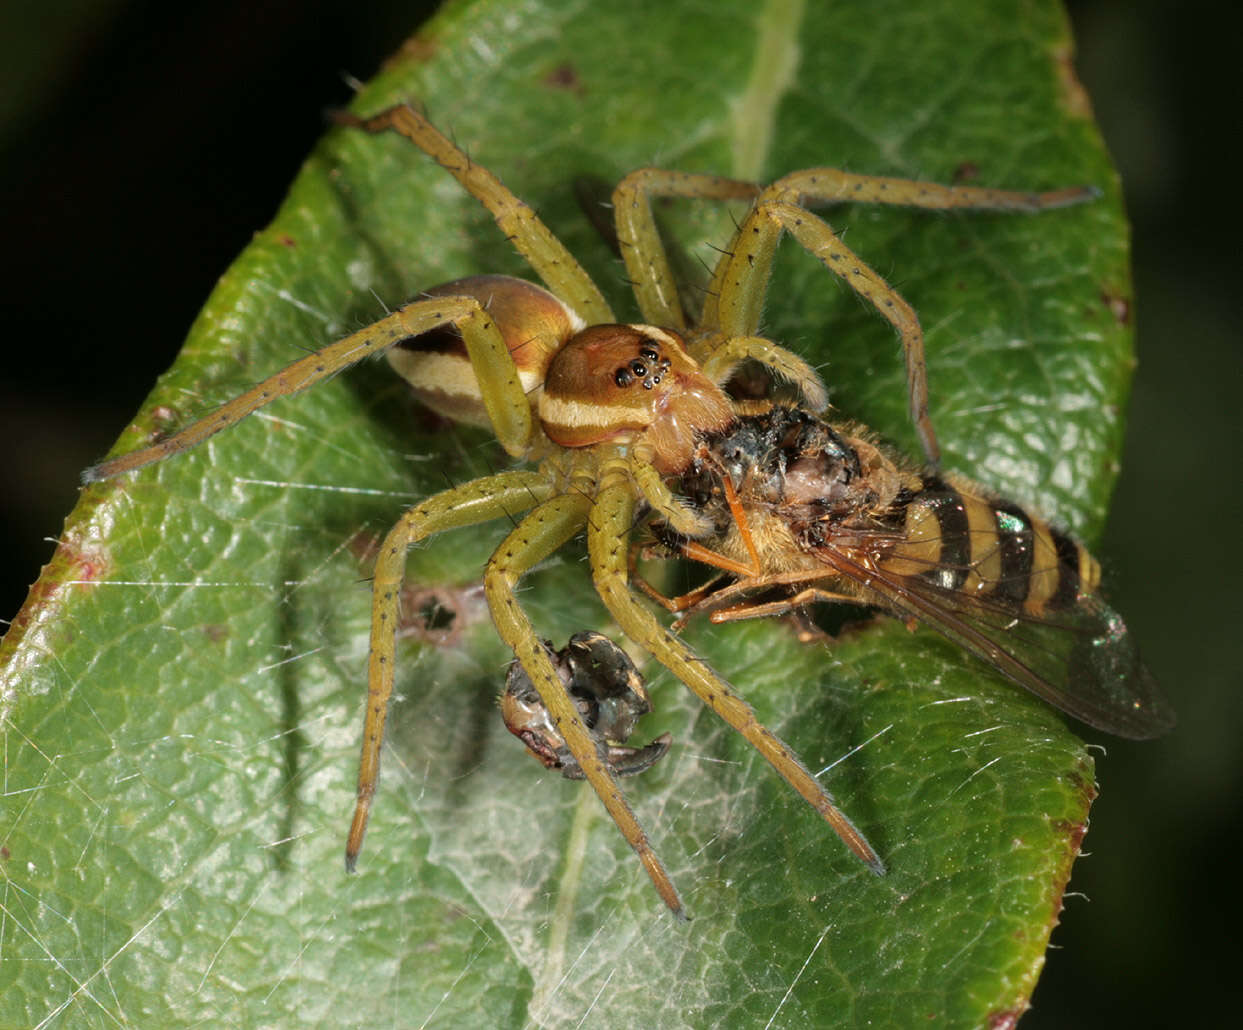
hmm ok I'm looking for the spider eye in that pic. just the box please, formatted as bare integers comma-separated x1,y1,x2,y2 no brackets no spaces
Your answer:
539,322,732,471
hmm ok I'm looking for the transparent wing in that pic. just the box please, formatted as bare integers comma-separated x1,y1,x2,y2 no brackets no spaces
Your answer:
811,543,1176,740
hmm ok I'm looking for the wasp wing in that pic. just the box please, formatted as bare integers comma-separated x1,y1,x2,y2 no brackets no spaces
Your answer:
811,543,1175,740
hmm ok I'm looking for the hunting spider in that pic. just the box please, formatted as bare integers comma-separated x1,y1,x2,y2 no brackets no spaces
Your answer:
84,104,1094,915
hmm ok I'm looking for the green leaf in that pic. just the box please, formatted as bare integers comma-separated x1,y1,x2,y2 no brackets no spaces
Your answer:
1,0,1128,1026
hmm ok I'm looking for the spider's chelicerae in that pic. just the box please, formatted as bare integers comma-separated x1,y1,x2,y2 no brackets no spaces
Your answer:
84,104,1097,915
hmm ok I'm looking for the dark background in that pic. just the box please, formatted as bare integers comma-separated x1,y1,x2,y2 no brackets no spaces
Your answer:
1,1,1237,1025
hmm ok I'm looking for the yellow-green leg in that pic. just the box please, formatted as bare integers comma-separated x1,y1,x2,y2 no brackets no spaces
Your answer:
84,292,536,481
696,333,827,412
339,105,615,327
587,479,885,876
703,172,1097,465
610,168,760,329
345,469,553,870
482,489,686,916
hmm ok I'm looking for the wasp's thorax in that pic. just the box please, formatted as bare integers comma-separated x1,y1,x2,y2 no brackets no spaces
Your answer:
675,408,909,572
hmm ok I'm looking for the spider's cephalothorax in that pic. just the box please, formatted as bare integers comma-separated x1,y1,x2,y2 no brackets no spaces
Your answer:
83,104,1098,915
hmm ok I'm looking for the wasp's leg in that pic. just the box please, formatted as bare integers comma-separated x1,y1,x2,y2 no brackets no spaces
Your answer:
610,168,759,329
482,491,686,917
703,587,862,624
84,293,534,481
705,172,1096,465
588,479,885,875
338,105,614,326
628,559,732,618
673,567,860,620
345,469,553,870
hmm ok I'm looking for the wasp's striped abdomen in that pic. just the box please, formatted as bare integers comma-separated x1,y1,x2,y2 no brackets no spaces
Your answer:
879,476,1100,615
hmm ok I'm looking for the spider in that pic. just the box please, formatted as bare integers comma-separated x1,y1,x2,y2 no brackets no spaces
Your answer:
83,104,1095,916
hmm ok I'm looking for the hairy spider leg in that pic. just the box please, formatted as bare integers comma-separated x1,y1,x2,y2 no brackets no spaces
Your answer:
611,168,827,410
348,470,553,868
703,169,1099,467
82,294,535,481
336,105,615,327
588,474,885,876
482,485,685,916
610,168,759,330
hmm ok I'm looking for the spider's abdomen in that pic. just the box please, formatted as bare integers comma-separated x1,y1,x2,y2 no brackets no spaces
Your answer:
387,274,583,426
539,324,733,474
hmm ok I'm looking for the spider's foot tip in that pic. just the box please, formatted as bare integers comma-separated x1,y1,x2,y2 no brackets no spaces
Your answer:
80,465,104,485
866,855,887,876
344,852,358,874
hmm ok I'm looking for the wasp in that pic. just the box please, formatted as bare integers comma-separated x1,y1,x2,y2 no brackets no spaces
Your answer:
638,406,1174,740
82,104,1108,914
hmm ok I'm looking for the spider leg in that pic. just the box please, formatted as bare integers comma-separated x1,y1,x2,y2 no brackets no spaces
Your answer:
346,469,553,871
588,479,885,876
83,293,534,481
482,491,686,917
704,171,1096,466
711,199,942,463
771,168,1097,216
610,169,830,409
338,105,615,326
610,168,760,329
697,333,828,412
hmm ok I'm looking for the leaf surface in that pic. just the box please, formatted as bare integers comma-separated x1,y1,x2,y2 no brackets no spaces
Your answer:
1,0,1129,1026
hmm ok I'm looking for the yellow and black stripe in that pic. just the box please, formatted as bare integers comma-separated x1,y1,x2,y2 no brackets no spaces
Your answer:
879,476,1100,616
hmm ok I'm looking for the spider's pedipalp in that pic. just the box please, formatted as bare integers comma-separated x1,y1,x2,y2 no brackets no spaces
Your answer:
697,333,828,412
